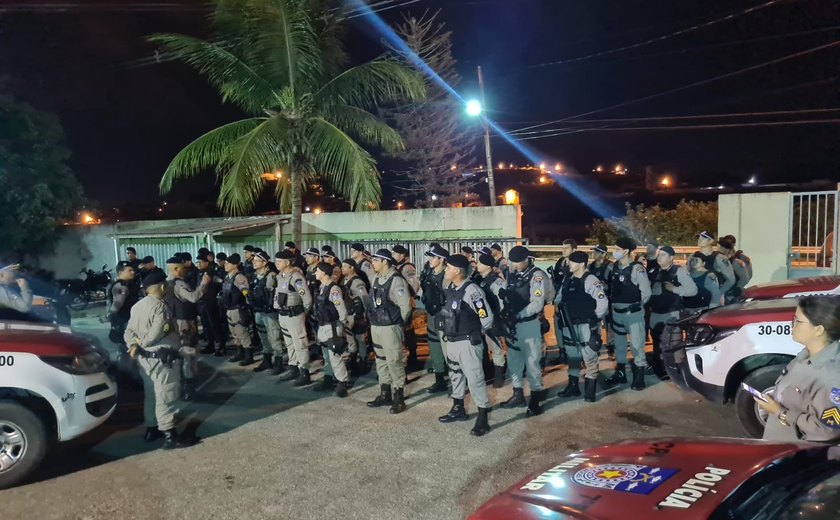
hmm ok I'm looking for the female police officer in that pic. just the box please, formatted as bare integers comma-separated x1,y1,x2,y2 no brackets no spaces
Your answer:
759,295,840,442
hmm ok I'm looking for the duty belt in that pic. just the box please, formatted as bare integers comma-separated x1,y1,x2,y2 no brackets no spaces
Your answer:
612,303,642,314
516,314,539,324
137,347,180,360
277,305,305,317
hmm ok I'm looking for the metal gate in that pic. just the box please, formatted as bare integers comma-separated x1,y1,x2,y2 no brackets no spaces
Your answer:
789,191,838,278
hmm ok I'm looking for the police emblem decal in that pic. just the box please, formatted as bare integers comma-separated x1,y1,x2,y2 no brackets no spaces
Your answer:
572,464,677,495
830,387,840,405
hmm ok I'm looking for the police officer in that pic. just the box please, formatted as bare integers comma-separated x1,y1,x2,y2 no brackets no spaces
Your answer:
341,258,371,376
759,295,840,442
684,254,722,314
243,245,257,281
321,249,342,283
490,243,509,279
694,231,735,299
125,270,196,449
303,247,321,295
717,236,751,302
555,251,609,402
366,249,412,414
437,254,495,436
107,261,140,345
138,256,165,290
250,250,287,374
125,247,141,273
312,262,352,397
350,243,374,281
392,244,420,370
0,264,32,317
549,238,578,365
648,246,698,378
499,246,552,416
605,238,652,390
720,234,753,280
180,252,200,289
274,250,313,383
590,244,615,358
164,257,209,401
216,252,228,271
475,253,507,388
419,244,449,393
220,253,255,366
284,241,307,271
196,252,226,356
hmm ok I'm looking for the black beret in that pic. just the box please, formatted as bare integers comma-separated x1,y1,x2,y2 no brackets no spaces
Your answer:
478,254,495,267
275,250,294,260
142,270,167,287
568,251,589,264
197,253,210,262
593,244,608,254
718,237,735,250
125,247,137,254
508,245,531,262
305,247,320,256
614,237,636,252
342,258,358,269
321,250,339,261
424,245,450,259
447,254,470,269
315,262,334,275
284,241,296,249
181,252,192,261
216,253,228,262
141,256,154,264
392,244,409,256
372,249,394,262
166,256,182,265
243,245,256,252
461,246,474,255
350,243,365,252
116,261,133,271
490,243,502,252
429,242,441,249
659,245,676,256
254,250,271,262
198,247,210,255
322,245,333,252
479,246,492,256
227,253,242,264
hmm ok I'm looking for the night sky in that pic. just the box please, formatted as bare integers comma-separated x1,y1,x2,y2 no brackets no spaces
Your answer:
1,0,838,210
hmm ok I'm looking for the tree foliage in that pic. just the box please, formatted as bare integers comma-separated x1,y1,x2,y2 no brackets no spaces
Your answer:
153,0,426,242
588,200,718,246
0,98,84,258
386,12,477,208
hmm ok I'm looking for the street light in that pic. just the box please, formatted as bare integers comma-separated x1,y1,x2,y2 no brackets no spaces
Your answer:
466,99,482,117
466,66,496,206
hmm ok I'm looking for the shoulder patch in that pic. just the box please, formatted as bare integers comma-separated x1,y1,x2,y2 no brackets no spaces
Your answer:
830,388,840,405
294,278,305,288
820,407,840,428
533,275,544,284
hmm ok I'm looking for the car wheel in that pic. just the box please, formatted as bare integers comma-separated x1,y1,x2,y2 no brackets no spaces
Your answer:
735,365,784,439
0,401,48,490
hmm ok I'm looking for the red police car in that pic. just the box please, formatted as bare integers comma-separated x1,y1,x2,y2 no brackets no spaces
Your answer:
468,438,840,520
743,275,840,301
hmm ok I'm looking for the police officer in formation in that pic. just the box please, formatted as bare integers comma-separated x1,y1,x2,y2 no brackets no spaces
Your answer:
589,244,615,357
392,244,420,370
605,238,651,390
490,243,509,279
138,256,165,290
250,250,287,374
312,262,351,397
366,249,412,414
474,253,507,388
274,250,312,383
341,258,371,375
125,247,141,272
437,254,495,436
107,261,140,346
196,252,226,356
419,244,449,393
350,243,374,281
242,245,257,280
220,253,255,366
555,251,609,402
694,231,735,300
500,245,552,416
717,236,752,302
684,254,722,314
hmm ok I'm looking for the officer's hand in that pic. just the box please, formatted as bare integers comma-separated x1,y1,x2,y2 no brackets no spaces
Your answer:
16,277,28,290
201,273,211,285
340,352,350,363
755,394,782,415
128,345,139,359
663,282,676,292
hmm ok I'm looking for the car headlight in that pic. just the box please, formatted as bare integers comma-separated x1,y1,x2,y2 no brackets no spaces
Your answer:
682,325,736,348
40,350,107,375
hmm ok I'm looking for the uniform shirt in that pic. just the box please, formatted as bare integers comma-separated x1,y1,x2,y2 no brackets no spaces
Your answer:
763,340,840,443
554,272,609,319
731,257,751,290
108,280,132,316
358,258,374,282
518,266,551,319
485,272,506,313
650,265,698,300
0,283,34,313
374,268,412,324
343,276,368,304
123,295,180,349
692,271,722,309
319,283,349,327
224,272,250,308
250,270,278,310
397,260,420,295
166,277,208,307
451,279,495,332
696,250,736,296
613,259,652,305
276,269,312,311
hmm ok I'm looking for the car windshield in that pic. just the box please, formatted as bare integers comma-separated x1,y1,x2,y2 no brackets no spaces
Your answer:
776,470,840,520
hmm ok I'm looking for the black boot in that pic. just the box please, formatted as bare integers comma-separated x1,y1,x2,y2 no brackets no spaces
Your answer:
631,364,646,391
161,429,197,450
200,343,215,354
584,378,597,402
493,366,505,389
427,372,448,394
335,381,348,398
228,347,244,363
144,426,162,442
552,347,568,366
604,363,627,386
314,375,336,392
293,368,311,387
253,353,273,372
526,390,544,417
557,376,581,398
278,365,300,382
470,407,491,437
389,387,407,414
214,345,227,357
501,387,526,408
606,343,616,361
238,349,255,367
271,357,287,375
182,379,195,402
438,398,469,423
367,384,393,407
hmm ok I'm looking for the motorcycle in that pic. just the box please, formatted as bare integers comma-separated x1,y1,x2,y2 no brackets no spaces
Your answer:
54,265,112,311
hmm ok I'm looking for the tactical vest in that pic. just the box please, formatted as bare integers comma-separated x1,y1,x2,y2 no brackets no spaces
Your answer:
684,272,713,309
343,276,366,316
440,282,482,340
610,262,643,304
561,273,598,324
306,264,320,296
170,279,197,320
420,267,445,315
250,272,275,313
107,280,140,319
314,282,341,325
370,274,403,326
221,273,247,310
396,261,417,297
695,251,730,287
478,272,502,317
507,266,536,317
589,260,612,285
646,261,661,283
650,265,683,314
184,265,200,289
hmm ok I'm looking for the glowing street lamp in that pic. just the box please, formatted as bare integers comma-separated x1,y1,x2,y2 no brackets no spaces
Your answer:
466,65,496,206
465,99,482,117
503,189,519,205
660,176,672,188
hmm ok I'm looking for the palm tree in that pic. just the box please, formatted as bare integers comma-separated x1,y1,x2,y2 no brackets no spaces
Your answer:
152,0,425,243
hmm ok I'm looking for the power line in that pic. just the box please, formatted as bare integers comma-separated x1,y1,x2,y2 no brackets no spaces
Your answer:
510,40,840,135
518,0,782,70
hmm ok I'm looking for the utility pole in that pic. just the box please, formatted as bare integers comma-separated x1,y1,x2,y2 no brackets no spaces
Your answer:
477,66,496,206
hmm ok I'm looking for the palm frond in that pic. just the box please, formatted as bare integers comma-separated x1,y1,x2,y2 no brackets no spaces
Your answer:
315,58,426,110
159,118,264,194
148,33,278,114
306,117,381,210
324,105,405,154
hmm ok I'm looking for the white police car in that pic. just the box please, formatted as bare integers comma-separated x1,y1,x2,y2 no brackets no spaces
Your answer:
0,321,116,489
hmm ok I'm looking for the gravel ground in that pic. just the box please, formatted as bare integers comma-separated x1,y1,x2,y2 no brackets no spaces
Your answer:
0,316,744,520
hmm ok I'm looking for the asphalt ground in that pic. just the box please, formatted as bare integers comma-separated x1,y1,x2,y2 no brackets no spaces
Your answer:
0,311,744,520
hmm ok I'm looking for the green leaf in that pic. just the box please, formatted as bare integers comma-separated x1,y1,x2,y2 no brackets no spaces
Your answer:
324,105,405,153
316,59,426,110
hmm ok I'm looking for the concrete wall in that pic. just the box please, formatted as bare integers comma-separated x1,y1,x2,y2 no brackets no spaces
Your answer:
718,192,792,284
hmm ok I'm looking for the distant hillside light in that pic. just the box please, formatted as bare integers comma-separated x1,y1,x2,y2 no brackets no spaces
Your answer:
465,99,482,117
503,189,519,205
660,176,672,188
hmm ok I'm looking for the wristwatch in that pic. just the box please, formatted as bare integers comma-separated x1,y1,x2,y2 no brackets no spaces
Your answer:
779,409,791,427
